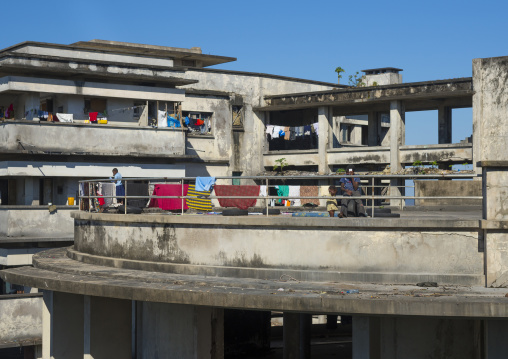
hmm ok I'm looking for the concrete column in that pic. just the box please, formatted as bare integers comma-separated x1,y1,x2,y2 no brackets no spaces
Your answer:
351,125,362,145
318,106,332,174
24,93,40,121
438,104,452,144
352,316,380,359
367,111,379,146
137,302,223,359
24,178,36,206
84,295,131,359
283,312,311,359
485,320,508,358
42,291,84,359
473,56,508,287
389,101,405,208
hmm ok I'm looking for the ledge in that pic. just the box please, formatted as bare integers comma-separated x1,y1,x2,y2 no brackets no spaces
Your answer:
70,211,481,230
0,248,503,318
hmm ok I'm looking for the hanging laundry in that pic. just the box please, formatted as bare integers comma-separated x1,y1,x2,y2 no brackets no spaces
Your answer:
313,122,319,133
272,126,281,138
288,186,301,206
186,184,213,211
290,127,296,141
300,186,320,206
57,113,74,122
266,125,274,136
158,110,167,128
149,184,189,210
214,185,260,210
196,177,216,191
276,185,289,204
167,116,181,128
196,119,204,126
304,125,311,135
284,127,291,140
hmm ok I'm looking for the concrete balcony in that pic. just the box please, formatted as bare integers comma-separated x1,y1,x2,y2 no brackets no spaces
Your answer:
0,294,42,349
0,120,186,157
0,206,74,240
263,143,473,168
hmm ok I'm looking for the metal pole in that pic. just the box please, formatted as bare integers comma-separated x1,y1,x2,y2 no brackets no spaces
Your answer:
124,180,127,215
266,178,269,217
371,177,375,218
88,182,91,213
181,179,184,215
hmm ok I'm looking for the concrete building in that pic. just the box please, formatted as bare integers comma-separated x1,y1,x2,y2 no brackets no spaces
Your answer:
0,40,502,358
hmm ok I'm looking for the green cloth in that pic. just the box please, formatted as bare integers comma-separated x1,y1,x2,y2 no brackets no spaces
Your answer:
277,185,289,204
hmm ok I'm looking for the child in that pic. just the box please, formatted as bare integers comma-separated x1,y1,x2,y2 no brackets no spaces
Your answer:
327,185,339,218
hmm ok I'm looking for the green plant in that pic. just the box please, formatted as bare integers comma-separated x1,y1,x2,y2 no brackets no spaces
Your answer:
462,162,469,166
273,158,288,173
334,67,345,84
349,72,366,87
336,168,346,174
412,160,423,167
430,161,438,169
372,81,379,86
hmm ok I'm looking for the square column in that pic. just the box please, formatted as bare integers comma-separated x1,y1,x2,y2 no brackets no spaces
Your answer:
137,302,223,359
283,312,311,359
352,316,380,359
438,104,452,144
42,291,84,359
318,106,332,174
367,111,379,146
84,296,132,359
389,101,405,208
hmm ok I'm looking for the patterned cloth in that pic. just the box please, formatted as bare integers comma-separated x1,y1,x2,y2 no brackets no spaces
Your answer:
214,185,260,210
300,186,320,206
149,184,189,210
186,184,213,211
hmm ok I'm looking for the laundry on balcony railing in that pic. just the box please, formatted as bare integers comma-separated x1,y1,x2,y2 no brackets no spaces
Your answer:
266,123,319,151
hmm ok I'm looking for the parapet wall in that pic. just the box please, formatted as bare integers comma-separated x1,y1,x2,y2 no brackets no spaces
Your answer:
72,212,484,286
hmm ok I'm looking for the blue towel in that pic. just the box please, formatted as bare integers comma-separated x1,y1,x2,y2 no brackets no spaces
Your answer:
196,177,216,191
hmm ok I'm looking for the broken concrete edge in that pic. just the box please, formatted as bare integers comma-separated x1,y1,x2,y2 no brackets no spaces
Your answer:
70,211,481,230
1,260,507,318
64,247,484,287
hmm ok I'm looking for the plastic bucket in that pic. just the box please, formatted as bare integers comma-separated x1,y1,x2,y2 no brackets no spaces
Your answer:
68,197,75,206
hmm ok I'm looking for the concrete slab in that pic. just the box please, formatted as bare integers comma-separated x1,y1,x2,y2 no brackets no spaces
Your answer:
1,248,507,318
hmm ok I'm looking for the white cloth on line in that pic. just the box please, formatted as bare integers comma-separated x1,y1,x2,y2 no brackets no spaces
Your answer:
56,113,73,122
288,186,301,206
259,185,267,197
158,110,167,128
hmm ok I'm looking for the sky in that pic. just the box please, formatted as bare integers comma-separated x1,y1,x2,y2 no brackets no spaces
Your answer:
2,0,507,145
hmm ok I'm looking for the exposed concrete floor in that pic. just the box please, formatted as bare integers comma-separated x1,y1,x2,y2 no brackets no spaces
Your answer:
2,247,507,319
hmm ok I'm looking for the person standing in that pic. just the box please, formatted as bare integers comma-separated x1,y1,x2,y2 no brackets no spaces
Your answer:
339,166,367,217
111,168,125,205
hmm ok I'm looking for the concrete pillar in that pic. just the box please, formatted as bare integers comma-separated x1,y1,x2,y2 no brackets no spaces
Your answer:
42,291,84,359
283,312,311,359
438,104,452,144
318,106,332,174
137,302,223,359
351,125,362,145
23,178,36,206
389,101,405,208
367,111,379,146
473,56,508,287
352,316,380,359
84,295,131,359
485,320,508,358
24,93,40,121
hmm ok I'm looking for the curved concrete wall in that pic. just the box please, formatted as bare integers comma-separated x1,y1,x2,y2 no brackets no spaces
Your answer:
72,212,484,285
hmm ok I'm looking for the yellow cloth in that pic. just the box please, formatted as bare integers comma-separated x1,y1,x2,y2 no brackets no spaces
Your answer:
186,184,213,211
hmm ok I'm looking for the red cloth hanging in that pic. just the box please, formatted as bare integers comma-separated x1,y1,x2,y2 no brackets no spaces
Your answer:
89,112,98,122
214,185,260,210
149,184,189,210
196,119,204,126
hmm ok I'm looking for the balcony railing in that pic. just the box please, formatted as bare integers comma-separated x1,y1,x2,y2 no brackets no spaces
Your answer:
79,174,481,217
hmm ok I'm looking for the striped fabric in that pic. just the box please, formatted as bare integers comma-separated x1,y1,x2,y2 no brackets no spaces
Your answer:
186,184,213,211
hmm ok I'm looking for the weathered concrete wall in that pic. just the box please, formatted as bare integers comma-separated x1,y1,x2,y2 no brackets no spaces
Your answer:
327,147,390,167
473,56,508,166
0,121,185,156
178,70,339,176
401,143,472,165
0,295,42,347
263,150,320,167
73,214,483,285
415,180,481,206
0,207,74,237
